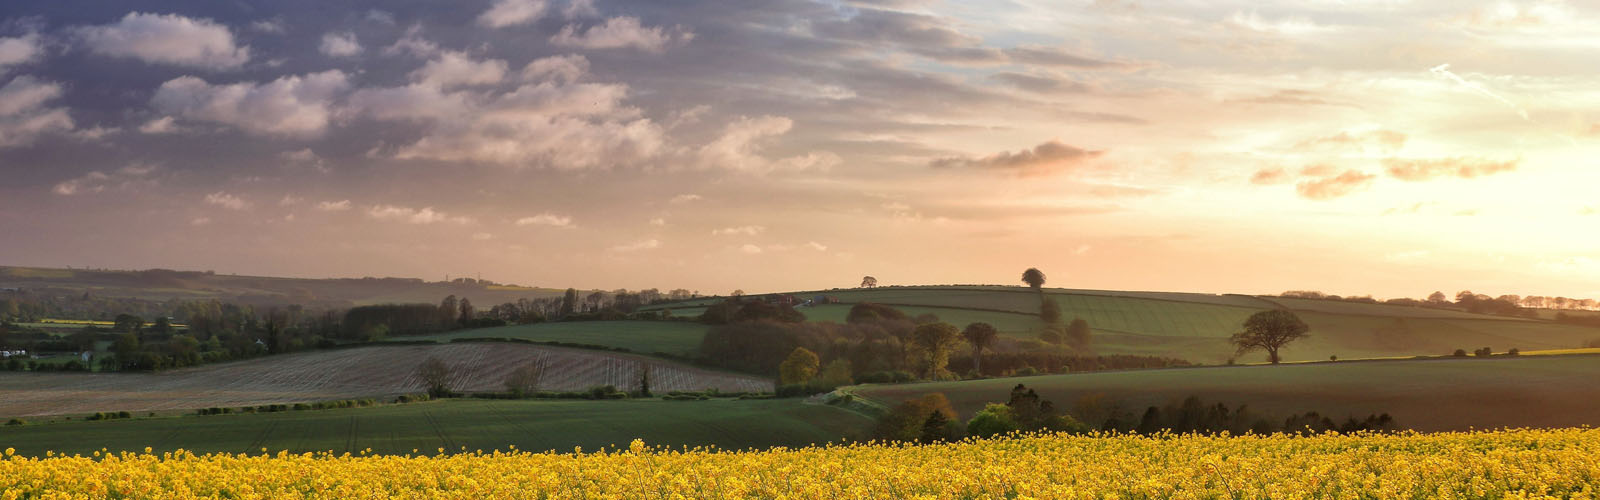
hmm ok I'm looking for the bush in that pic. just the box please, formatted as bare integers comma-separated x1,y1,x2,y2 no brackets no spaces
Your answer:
855,371,915,384
1507,348,1520,356
5,418,25,426
1474,347,1492,357
1453,349,1468,357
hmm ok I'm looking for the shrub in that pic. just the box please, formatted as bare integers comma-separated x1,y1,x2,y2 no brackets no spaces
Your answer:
1453,349,1468,357
1474,347,1492,357
1507,348,1520,356
855,371,915,384
966,403,1019,439
5,418,25,426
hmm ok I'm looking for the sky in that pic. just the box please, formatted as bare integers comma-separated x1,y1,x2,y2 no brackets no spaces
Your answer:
0,0,1597,299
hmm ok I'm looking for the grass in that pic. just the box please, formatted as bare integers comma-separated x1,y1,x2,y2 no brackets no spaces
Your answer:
852,353,1600,431
396,321,708,355
0,398,870,458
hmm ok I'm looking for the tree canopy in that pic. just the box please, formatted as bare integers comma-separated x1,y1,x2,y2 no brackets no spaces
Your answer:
1230,310,1310,364
1021,268,1046,290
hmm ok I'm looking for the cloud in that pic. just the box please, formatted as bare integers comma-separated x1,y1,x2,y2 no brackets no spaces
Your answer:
563,0,600,19
669,194,702,204
712,225,764,236
411,51,508,89
1292,130,1407,152
1001,46,1144,70
204,191,249,210
479,0,548,28
190,217,211,226
151,70,349,137
930,140,1104,175
315,200,351,211
551,17,692,52
138,116,179,134
52,163,159,195
249,20,285,34
1295,170,1375,200
610,239,660,252
806,241,828,251
989,72,1090,94
367,204,472,224
0,34,43,75
0,75,74,147
278,195,302,206
649,217,666,226
521,54,588,84
1383,157,1518,181
319,32,362,57
353,63,665,168
1249,167,1290,185
515,213,576,228
383,28,440,58
471,232,494,240
1429,64,1528,120
739,244,763,254
74,12,250,69
695,115,840,172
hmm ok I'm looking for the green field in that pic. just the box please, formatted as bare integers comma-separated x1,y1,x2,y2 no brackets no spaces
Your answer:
853,354,1600,431
0,399,870,458
392,320,708,355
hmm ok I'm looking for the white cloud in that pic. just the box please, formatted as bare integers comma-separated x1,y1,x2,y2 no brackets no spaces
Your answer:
411,51,508,89
739,244,763,254
367,204,472,224
249,20,285,34
478,0,548,28
550,17,692,52
0,75,74,148
204,191,249,210
712,225,764,236
278,194,302,206
471,232,495,240
383,28,440,58
365,10,397,25
190,217,212,226
695,115,840,172
515,212,576,228
319,32,363,57
563,0,600,19
0,34,43,75
521,54,588,84
669,194,702,204
315,200,351,211
611,239,661,252
75,12,250,69
151,70,349,137
806,241,827,251
138,116,179,134
649,217,666,226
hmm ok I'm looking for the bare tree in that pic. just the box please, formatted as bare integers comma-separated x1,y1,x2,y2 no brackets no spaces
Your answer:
418,357,452,397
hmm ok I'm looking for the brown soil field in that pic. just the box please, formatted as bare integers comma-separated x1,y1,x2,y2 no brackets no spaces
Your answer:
0,343,771,417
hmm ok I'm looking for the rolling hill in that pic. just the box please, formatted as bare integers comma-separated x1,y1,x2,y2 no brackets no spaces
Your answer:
0,343,771,418
851,353,1600,431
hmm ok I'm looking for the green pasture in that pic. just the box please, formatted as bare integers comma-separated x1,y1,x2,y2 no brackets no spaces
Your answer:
393,320,708,355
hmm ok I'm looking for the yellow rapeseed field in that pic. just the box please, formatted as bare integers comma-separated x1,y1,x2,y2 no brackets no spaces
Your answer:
3,429,1598,499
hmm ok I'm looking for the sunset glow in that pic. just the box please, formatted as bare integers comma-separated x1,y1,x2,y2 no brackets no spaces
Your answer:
1,0,1596,298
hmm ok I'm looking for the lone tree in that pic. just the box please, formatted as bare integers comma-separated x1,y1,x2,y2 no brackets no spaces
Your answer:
1021,268,1046,291
779,347,820,385
961,322,998,375
418,357,453,397
860,276,878,288
503,362,540,397
1231,310,1310,364
911,322,961,379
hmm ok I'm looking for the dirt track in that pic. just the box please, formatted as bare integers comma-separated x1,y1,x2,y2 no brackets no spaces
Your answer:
0,343,772,417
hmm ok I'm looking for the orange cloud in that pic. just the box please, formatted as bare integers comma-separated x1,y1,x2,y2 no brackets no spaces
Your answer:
1249,167,1289,185
1295,170,1375,200
930,140,1104,176
1293,130,1406,152
1383,157,1518,181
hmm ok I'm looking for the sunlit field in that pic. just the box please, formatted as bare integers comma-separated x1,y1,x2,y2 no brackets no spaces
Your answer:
4,429,1597,499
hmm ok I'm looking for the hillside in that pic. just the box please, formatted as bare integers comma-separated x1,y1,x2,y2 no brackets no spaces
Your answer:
0,343,771,418
852,353,1600,431
0,266,565,307
640,285,1600,364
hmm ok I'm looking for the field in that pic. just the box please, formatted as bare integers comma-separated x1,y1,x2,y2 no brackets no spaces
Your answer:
0,343,770,418
853,354,1600,431
392,320,708,355
0,265,569,306
0,398,869,458
674,286,1600,363
3,428,1596,498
